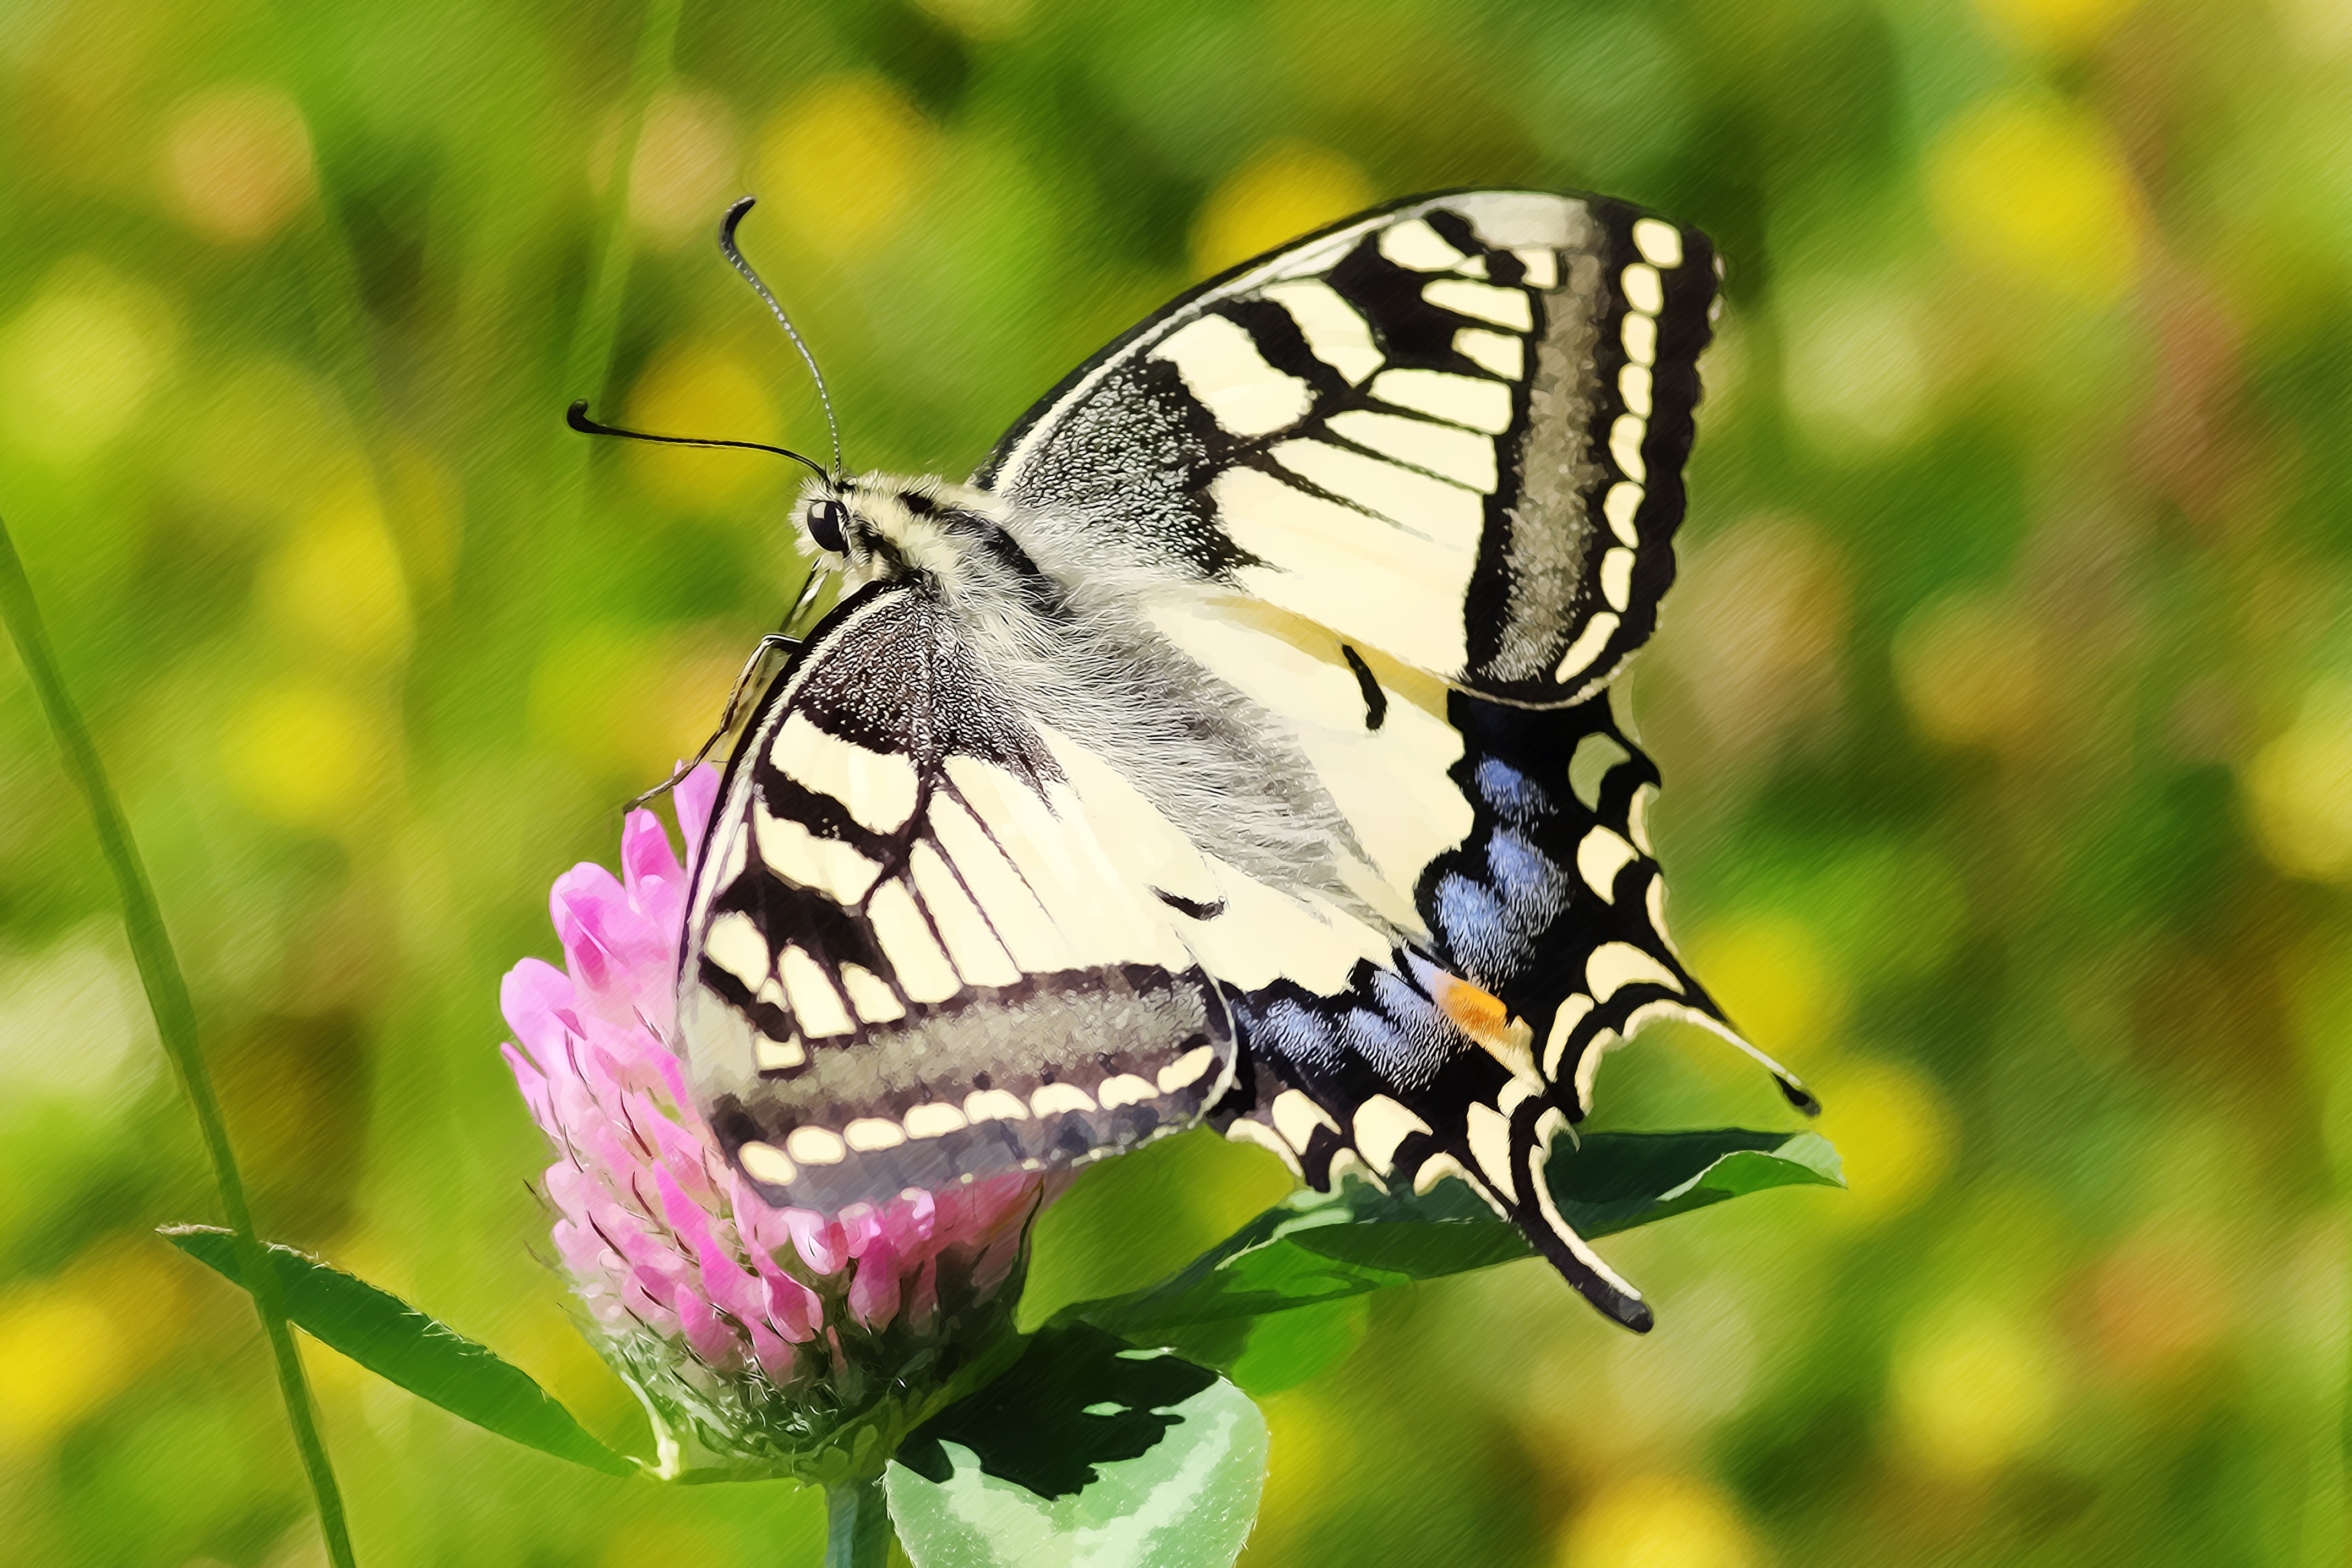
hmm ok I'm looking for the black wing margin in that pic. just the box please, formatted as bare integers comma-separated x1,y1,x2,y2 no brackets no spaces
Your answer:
974,189,1721,705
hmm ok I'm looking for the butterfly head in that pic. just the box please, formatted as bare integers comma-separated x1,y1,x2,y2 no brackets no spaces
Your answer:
793,473,1019,591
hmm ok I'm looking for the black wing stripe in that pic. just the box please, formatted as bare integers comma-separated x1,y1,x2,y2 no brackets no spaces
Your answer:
977,190,1718,705
679,585,1240,1215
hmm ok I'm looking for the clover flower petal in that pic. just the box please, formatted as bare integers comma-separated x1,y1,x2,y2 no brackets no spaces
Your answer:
500,764,1061,1480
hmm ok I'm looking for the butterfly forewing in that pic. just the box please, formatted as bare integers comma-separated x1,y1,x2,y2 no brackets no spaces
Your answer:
678,582,1237,1212
978,189,1718,705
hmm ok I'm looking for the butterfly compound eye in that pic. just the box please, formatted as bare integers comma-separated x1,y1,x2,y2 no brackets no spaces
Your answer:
805,498,848,553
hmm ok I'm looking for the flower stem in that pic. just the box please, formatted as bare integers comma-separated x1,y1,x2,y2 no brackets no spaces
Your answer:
0,516,358,1568
825,1475,894,1568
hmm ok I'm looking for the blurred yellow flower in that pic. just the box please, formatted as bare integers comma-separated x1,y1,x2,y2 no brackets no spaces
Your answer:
254,481,412,663
1819,1058,1956,1223
0,1240,188,1456
1891,590,2049,751
1890,1304,2068,1473
2243,680,2352,882
1975,0,2142,52
161,83,316,244
622,340,781,508
1686,914,1849,1063
221,679,390,831
1192,141,1374,279
1926,94,2143,303
759,74,941,259
1559,1472,1762,1568
0,260,179,464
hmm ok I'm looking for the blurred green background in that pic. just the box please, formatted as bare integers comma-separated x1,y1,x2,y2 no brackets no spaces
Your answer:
4,0,2351,1562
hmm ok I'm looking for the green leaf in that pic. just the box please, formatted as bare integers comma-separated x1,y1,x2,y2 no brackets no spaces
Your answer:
1075,1129,1842,1339
1153,1295,1371,1397
886,1325,1267,1568
162,1226,638,1478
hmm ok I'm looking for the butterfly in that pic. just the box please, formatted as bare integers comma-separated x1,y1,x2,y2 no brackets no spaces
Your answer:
585,189,1814,1332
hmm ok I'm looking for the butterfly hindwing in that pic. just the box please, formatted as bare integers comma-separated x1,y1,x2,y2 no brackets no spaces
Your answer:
679,582,1238,1212
978,189,1718,704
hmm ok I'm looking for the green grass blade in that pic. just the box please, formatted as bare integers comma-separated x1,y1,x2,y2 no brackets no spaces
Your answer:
0,515,359,1568
163,1227,638,1478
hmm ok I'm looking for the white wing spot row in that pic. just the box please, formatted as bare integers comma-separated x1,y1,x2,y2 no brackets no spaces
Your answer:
1553,224,1685,685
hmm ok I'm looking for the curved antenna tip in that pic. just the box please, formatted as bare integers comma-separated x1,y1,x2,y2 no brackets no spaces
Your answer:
714,200,846,478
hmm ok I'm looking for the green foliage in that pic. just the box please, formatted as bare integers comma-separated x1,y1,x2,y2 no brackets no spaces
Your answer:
887,1329,1267,1568
161,1129,1832,1562
160,1227,636,1478
1079,1131,1842,1341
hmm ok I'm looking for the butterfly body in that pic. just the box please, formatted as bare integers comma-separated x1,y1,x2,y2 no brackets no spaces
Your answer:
667,189,1811,1331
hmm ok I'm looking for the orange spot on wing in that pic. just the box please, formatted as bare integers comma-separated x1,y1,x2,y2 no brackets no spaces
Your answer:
1431,972,1538,1081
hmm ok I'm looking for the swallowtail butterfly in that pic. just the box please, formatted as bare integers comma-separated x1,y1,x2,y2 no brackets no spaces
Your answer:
608,189,1817,1332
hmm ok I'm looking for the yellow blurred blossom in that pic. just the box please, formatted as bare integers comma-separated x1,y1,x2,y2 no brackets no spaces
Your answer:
1975,0,2142,52
2243,680,2352,882
1559,1472,1762,1568
1818,1058,1955,1223
622,340,781,508
1192,141,1374,279
912,0,1032,39
1779,279,1931,453
0,1240,189,1456
760,75,941,258
0,259,180,464
1686,914,1849,1062
1926,94,2143,303
605,88,740,245
161,84,316,244
295,1326,369,1399
1890,1303,2068,1473
1891,589,2049,750
2274,0,2352,57
221,679,392,831
0,921,157,1100
254,481,412,662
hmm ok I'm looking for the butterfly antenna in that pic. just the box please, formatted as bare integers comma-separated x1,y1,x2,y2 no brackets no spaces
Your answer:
720,196,846,479
565,401,830,483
